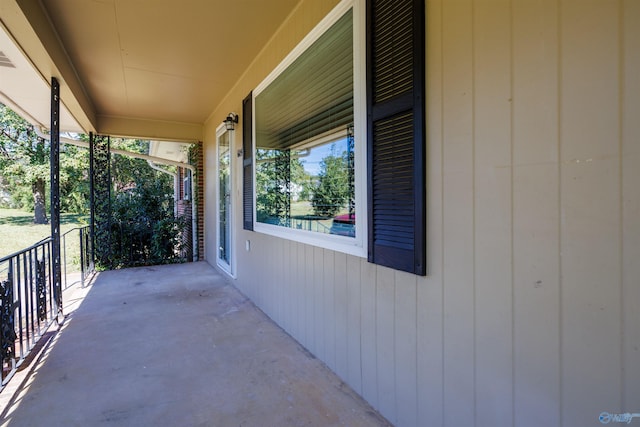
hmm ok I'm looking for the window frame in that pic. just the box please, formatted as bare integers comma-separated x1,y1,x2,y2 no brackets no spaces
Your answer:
251,0,367,258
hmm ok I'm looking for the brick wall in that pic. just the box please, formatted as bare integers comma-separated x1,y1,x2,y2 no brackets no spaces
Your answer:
188,142,204,261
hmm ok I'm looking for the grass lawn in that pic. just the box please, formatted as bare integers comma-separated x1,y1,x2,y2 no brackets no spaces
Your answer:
0,208,89,271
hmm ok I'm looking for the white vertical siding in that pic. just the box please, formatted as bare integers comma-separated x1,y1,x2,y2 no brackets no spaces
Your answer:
395,271,418,427
203,0,640,425
304,244,315,352
512,0,561,425
313,246,325,360
441,0,475,425
323,249,336,371
622,0,640,412
360,259,379,408
418,0,445,424
473,0,513,425
375,266,396,422
346,254,362,394
334,252,349,381
560,2,622,426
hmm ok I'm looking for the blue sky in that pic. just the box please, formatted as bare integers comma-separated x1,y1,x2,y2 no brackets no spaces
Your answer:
300,138,348,176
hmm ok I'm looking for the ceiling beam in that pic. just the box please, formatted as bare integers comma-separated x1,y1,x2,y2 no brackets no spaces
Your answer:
97,115,203,143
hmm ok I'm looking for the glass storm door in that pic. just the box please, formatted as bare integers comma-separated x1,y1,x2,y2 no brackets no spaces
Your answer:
217,129,232,274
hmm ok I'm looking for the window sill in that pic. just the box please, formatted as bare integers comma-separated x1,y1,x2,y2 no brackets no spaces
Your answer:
253,222,366,258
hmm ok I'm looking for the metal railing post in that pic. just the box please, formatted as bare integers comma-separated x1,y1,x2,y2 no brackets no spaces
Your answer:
79,227,86,288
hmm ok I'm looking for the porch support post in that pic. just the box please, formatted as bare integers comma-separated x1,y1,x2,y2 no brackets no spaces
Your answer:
89,132,95,264
50,77,62,317
90,133,112,268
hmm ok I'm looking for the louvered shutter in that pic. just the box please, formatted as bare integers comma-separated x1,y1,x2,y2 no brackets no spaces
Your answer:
242,92,254,231
367,0,426,275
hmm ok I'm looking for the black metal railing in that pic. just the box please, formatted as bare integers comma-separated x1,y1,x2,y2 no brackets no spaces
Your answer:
291,216,332,234
0,226,93,389
61,226,93,289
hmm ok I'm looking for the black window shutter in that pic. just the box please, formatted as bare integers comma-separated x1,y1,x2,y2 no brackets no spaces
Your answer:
242,92,254,231
367,0,426,275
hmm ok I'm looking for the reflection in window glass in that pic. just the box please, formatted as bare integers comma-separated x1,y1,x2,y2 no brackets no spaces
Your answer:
256,129,355,237
218,131,231,265
254,8,355,238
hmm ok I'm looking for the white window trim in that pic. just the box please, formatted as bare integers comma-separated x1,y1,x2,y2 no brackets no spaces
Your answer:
216,123,236,278
252,0,367,258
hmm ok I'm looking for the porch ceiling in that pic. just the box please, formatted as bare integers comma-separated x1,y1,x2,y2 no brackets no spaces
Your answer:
0,0,300,140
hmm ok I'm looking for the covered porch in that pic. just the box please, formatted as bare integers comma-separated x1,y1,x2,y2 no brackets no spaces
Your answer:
0,262,389,426
2,0,640,425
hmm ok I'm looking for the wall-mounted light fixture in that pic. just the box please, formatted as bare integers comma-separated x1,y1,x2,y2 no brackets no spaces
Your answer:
224,112,239,131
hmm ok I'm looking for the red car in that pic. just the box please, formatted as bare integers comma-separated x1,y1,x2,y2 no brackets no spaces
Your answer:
330,213,355,237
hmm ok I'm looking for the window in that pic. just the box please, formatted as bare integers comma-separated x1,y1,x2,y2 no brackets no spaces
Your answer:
183,173,191,201
250,1,366,256
244,0,425,274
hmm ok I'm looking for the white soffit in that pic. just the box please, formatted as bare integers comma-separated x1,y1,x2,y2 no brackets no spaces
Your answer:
0,23,84,133
148,140,191,163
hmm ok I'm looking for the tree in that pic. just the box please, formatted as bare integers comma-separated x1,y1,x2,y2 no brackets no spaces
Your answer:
0,103,49,223
311,145,350,218
59,142,90,214
0,104,91,219
255,148,311,223
111,139,154,192
255,148,286,223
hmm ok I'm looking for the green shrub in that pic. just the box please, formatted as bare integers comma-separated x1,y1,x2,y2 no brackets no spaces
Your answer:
105,155,186,269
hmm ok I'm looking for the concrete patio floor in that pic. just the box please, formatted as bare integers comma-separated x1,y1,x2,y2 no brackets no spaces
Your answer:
0,262,391,427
